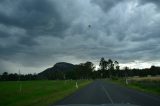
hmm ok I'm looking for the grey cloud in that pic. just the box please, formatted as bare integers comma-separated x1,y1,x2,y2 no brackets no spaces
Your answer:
0,0,55,28
0,0,160,73
140,0,160,7
90,0,124,12
0,0,70,59
0,0,69,38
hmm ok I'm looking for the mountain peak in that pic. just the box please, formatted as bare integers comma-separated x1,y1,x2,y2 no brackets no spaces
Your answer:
38,62,75,78
54,62,73,67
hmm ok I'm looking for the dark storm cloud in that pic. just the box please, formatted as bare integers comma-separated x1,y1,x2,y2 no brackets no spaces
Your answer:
0,0,160,73
0,0,56,28
0,0,69,38
0,0,69,58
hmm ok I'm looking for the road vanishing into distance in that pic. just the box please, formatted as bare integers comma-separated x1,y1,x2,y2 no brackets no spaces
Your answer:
54,80,160,106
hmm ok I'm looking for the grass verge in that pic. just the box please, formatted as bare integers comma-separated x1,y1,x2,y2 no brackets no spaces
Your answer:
0,80,92,106
109,77,160,95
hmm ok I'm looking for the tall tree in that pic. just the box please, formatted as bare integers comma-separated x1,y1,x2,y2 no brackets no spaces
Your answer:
1,72,8,81
84,61,95,79
99,57,106,71
114,61,119,70
114,61,120,77
107,59,114,78
99,57,107,78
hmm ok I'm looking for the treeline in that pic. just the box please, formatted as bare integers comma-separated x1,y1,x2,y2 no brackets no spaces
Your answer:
0,58,160,81
0,72,38,81
96,58,160,78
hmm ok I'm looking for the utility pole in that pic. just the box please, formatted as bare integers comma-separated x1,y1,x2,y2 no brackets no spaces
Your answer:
125,73,128,85
125,67,128,85
76,81,78,88
64,74,66,84
19,69,22,94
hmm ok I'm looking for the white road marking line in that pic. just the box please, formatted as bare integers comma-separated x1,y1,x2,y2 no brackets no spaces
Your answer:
102,85,114,104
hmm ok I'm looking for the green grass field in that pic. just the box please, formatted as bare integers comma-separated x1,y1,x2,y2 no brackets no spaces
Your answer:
110,77,160,95
0,80,92,106
128,80,160,95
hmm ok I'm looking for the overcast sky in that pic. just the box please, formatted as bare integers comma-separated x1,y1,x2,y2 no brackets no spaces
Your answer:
0,0,160,74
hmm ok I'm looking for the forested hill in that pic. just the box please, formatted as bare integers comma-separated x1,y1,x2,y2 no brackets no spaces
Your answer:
38,62,75,79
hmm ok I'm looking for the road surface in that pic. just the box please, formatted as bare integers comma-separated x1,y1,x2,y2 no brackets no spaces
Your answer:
54,80,160,106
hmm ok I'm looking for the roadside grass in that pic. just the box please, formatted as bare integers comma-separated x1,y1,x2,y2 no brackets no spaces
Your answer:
109,76,160,95
0,80,92,106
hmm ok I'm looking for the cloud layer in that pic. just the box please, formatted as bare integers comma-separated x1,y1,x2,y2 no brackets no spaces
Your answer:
0,0,160,73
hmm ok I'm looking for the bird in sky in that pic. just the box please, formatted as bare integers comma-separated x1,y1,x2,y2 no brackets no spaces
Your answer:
88,24,91,28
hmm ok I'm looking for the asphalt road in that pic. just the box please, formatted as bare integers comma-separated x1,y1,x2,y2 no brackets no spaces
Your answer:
54,80,160,106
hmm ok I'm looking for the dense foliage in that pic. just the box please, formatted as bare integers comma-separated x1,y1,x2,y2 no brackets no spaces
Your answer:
0,58,160,81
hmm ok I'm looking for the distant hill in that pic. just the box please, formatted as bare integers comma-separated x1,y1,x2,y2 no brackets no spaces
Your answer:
38,62,75,78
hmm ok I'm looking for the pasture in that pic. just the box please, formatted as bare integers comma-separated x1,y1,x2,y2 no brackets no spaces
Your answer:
0,80,92,106
127,76,160,95
112,76,160,95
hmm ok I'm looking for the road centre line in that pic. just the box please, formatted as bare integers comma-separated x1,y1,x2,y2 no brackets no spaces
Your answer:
102,85,114,104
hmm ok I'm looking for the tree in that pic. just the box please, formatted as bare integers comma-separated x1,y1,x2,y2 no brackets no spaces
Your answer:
76,61,95,79
99,57,107,78
84,61,95,79
108,59,114,78
114,61,119,70
114,61,120,77
99,57,106,71
1,72,8,81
